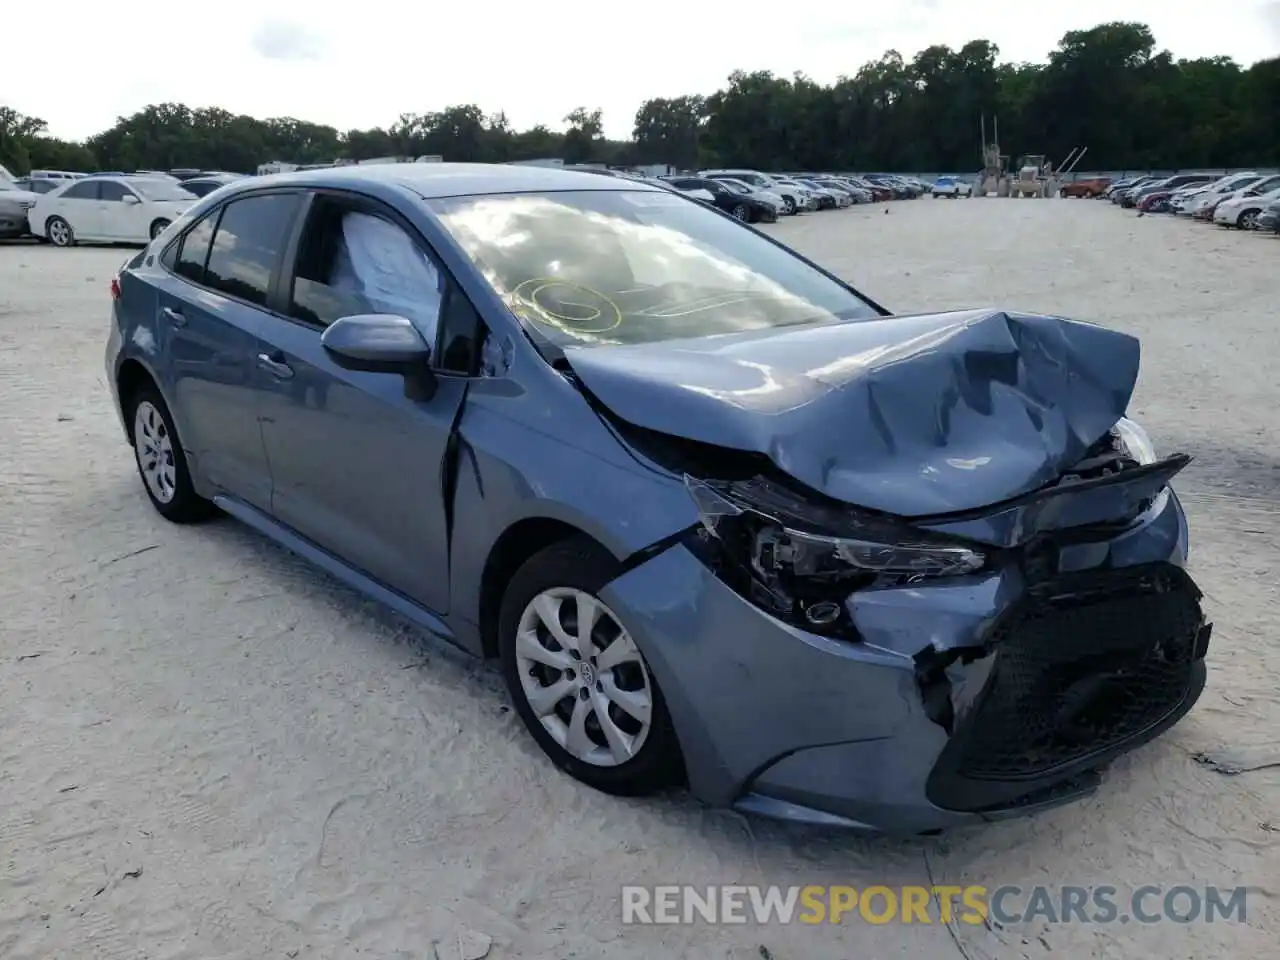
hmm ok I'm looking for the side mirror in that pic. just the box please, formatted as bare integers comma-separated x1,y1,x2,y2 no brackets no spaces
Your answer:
321,314,432,374
121,194,140,205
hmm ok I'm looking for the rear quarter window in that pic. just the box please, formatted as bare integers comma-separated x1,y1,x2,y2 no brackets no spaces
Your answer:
170,213,218,282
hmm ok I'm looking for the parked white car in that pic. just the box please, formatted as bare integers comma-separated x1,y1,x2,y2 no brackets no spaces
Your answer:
28,169,86,182
771,177,821,211
931,176,972,198
1180,173,1264,217
1213,181,1280,229
1167,182,1216,213
29,176,198,247
796,178,851,208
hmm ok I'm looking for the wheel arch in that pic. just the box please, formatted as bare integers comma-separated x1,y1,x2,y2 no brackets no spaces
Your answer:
116,357,161,441
477,517,613,659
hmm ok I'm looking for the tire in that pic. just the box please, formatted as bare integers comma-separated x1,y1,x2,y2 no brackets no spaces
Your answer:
46,216,75,247
499,537,684,796
126,383,216,523
781,195,796,215
149,218,171,240
730,203,751,222
1237,209,1260,230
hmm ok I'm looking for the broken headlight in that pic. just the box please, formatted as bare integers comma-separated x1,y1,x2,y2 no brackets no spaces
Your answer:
683,475,986,636
1112,417,1156,465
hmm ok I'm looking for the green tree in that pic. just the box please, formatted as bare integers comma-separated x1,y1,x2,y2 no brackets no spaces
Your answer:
563,107,604,164
4,22,1277,178
633,96,706,168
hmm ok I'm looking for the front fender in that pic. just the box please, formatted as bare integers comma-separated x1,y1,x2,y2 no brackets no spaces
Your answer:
447,374,698,632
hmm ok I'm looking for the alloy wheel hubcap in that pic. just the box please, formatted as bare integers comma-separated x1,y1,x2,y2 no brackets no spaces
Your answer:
133,400,177,504
51,221,68,244
515,587,654,767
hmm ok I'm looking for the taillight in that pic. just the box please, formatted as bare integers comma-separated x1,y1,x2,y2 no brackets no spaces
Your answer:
110,276,122,301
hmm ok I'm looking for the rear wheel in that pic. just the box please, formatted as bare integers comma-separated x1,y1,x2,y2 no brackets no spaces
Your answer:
47,216,74,247
127,384,216,523
781,195,796,215
731,203,751,222
499,538,684,796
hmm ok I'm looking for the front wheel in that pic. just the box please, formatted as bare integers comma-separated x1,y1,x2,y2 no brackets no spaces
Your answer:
781,196,796,215
499,538,684,796
1238,209,1260,230
149,218,171,240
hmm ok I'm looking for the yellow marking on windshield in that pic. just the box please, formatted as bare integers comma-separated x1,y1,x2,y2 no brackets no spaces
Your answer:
512,278,623,335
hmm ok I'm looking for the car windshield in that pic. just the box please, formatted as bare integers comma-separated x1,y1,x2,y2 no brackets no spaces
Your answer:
428,189,879,349
130,180,196,201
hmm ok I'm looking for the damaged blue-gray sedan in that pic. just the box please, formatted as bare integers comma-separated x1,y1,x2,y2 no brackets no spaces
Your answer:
106,164,1211,834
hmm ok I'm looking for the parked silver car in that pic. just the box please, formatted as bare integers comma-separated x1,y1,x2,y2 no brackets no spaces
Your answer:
0,179,40,238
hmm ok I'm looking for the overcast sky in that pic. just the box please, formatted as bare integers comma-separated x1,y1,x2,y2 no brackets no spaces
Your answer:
4,1,1277,142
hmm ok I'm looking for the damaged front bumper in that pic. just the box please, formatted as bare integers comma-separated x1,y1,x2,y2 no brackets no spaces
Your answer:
600,482,1208,835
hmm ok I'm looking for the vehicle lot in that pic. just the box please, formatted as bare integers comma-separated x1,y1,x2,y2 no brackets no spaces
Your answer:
2,201,1277,959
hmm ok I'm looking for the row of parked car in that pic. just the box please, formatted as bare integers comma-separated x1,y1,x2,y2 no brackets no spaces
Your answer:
608,169,929,223
0,161,939,246
1102,171,1280,233
0,168,244,243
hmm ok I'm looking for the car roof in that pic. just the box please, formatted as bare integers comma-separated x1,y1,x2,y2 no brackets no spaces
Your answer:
242,162,662,199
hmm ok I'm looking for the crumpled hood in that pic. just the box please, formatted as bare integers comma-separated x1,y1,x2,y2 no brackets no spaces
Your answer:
564,308,1141,517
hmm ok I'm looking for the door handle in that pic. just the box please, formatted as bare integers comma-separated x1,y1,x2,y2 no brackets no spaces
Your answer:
257,352,294,380
161,306,187,327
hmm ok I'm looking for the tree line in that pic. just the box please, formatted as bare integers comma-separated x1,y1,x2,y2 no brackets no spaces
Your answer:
2,23,1276,178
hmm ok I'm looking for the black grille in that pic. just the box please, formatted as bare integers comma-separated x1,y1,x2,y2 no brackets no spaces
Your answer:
928,563,1207,812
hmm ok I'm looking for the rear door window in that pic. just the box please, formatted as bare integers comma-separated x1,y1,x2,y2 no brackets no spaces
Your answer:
60,180,99,200
203,193,301,306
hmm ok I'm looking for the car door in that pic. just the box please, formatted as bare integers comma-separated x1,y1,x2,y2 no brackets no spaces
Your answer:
49,178,103,238
97,179,146,240
253,190,471,614
152,192,301,510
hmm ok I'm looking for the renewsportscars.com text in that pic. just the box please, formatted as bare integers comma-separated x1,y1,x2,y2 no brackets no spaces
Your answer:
621,884,1249,925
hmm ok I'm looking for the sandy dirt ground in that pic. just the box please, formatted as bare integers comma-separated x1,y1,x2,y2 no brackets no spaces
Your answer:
1,199,1277,960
